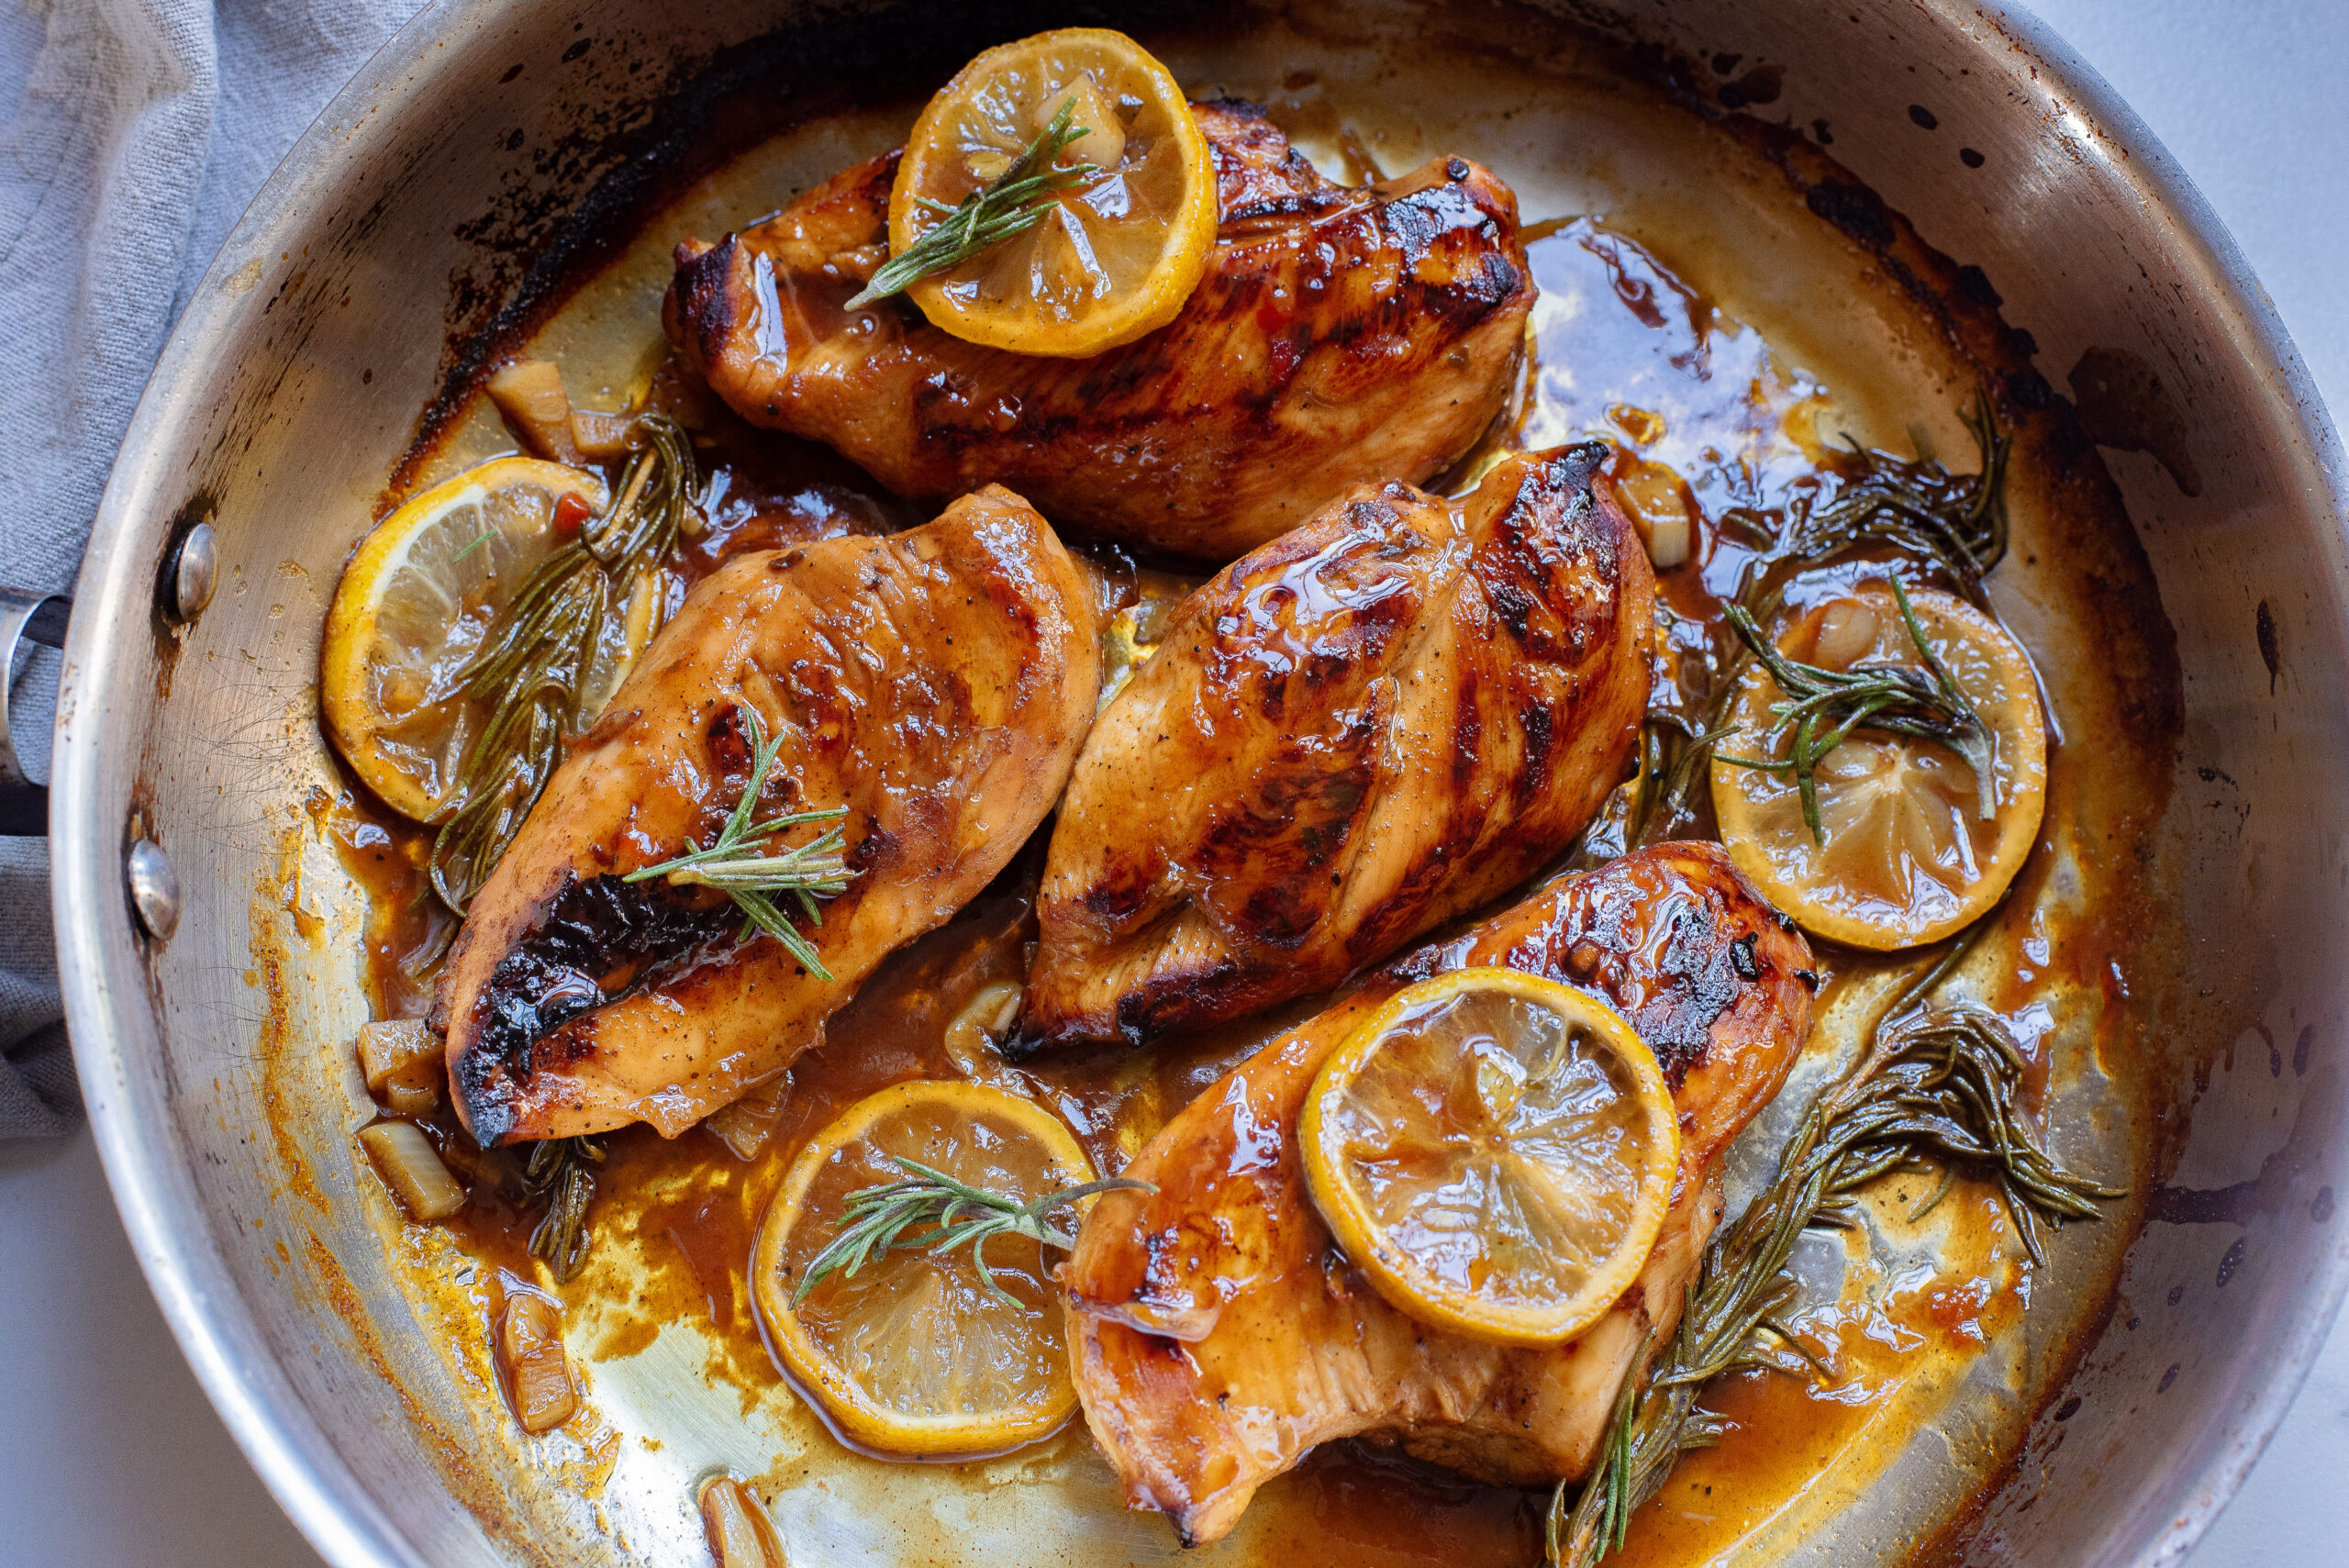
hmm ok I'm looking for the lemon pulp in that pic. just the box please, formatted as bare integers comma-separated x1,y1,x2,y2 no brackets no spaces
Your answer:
1302,971,1680,1348
752,1081,1097,1456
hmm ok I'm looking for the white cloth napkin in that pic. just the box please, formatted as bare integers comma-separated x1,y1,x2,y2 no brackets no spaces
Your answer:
0,0,421,1136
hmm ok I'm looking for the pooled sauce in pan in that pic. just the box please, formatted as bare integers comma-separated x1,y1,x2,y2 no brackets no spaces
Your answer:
304,9,2177,1566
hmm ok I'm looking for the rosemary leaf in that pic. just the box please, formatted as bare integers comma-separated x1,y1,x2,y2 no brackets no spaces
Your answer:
844,98,1099,311
1543,929,2121,1568
620,706,854,983
430,413,696,912
1714,576,1995,841
1722,386,2011,608
1615,393,2010,852
523,1135,606,1284
794,1155,1154,1308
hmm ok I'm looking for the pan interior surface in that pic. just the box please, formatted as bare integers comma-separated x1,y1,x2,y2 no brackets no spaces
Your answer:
51,3,2349,1567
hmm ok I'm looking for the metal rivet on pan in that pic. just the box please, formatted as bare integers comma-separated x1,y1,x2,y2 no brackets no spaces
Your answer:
168,522,219,623
128,839,182,942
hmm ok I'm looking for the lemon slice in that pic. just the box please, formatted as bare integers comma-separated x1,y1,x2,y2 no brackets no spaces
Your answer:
1711,579,2047,950
889,28,1217,357
752,1081,1097,1457
321,457,611,821
1301,972,1680,1348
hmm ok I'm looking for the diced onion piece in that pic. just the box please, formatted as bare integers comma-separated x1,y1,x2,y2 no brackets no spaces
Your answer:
942,981,1025,1081
358,1122,466,1220
486,357,642,463
497,1292,578,1434
1811,599,1883,671
484,360,584,465
698,1475,787,1568
705,1075,790,1162
570,409,639,462
357,1019,441,1115
1052,75,1128,172
1606,452,1696,569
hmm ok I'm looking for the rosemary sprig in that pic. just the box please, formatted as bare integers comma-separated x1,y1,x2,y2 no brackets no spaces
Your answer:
795,1155,1154,1308
844,98,1100,310
1715,576,1995,842
523,1135,605,1284
430,413,696,912
620,706,854,983
1623,394,2011,850
1718,387,2011,607
1544,933,2121,1567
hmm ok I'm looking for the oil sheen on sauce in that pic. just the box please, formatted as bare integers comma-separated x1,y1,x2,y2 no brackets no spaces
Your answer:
320,27,2169,1568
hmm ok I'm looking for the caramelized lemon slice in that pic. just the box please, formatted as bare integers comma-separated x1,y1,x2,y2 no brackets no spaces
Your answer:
889,28,1217,357
752,1081,1096,1457
321,458,614,821
1711,579,2047,950
1301,972,1680,1348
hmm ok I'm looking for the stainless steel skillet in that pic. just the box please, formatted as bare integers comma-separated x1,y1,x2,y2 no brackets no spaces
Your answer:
40,1,2349,1564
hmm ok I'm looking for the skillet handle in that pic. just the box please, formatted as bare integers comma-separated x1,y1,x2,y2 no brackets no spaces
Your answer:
0,588,71,837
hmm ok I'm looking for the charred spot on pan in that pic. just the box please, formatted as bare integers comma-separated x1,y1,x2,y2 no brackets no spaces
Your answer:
2067,345,2203,496
1953,264,2002,309
2005,368,2059,412
1803,182,1893,247
1717,63,1783,110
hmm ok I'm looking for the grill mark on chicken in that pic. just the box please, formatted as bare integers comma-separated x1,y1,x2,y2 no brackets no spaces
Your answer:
1062,843,1815,1546
437,486,1097,1144
1013,445,1653,1053
662,100,1532,561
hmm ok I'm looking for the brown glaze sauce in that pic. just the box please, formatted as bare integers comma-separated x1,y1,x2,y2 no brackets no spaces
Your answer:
315,24,2181,1562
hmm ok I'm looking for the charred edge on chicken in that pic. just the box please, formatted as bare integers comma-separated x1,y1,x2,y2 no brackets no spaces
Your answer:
451,873,740,1144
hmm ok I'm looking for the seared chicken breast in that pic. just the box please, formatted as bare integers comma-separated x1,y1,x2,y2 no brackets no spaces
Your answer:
437,486,1097,1144
1013,446,1653,1053
663,99,1531,561
1061,842,1816,1545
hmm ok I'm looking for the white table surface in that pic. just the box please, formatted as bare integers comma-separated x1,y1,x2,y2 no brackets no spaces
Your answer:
5,3,2348,1565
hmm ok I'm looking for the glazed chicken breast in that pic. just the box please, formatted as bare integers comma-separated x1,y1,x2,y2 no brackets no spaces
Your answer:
436,486,1097,1144
663,99,1531,561
1061,842,1817,1546
1012,445,1654,1054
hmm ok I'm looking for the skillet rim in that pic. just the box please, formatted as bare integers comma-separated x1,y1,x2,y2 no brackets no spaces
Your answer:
50,3,2349,1565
